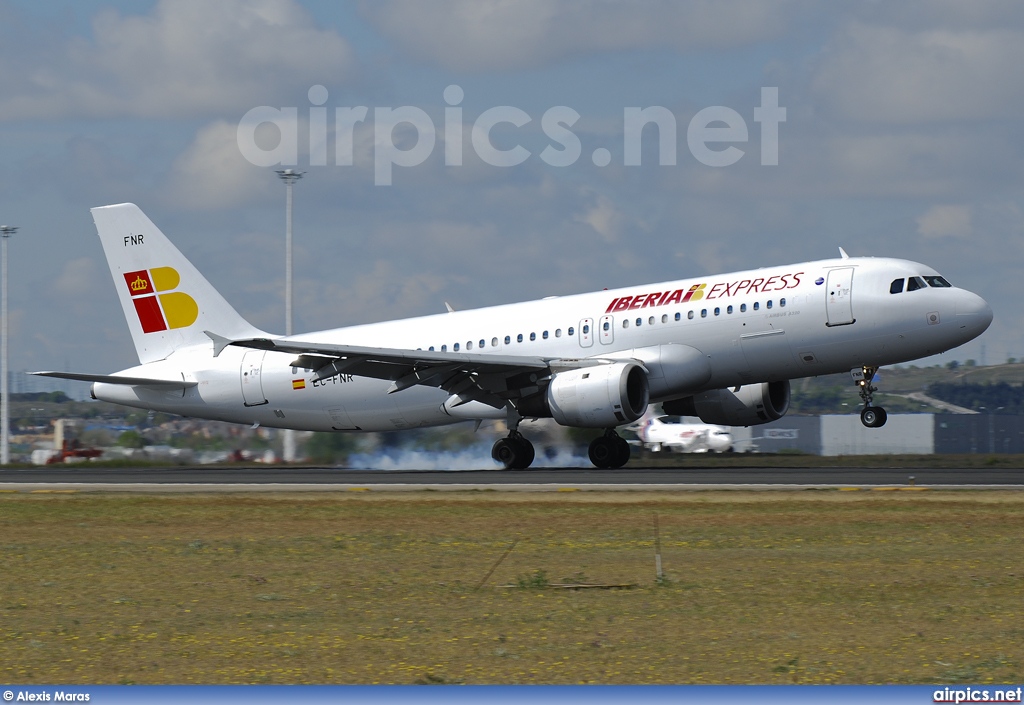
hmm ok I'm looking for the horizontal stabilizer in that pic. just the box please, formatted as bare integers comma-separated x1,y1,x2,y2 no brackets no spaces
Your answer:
31,371,197,389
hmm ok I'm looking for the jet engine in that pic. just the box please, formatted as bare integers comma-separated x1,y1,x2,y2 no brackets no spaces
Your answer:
545,361,650,428
664,381,790,426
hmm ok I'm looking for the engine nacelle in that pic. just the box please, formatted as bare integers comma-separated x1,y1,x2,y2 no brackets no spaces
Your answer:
546,361,650,428
665,381,790,426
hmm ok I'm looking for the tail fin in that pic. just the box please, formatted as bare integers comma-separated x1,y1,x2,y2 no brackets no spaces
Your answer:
92,203,267,364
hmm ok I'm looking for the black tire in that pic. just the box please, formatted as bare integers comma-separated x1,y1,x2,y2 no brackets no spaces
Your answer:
492,436,535,469
514,436,535,469
491,438,516,468
609,436,631,469
588,436,615,468
860,406,887,428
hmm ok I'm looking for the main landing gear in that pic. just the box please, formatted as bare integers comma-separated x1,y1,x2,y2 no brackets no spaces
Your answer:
492,407,536,469
491,431,535,470
855,365,888,428
588,430,631,469
490,409,632,470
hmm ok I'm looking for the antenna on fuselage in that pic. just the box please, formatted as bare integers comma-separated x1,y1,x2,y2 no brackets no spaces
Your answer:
838,247,850,259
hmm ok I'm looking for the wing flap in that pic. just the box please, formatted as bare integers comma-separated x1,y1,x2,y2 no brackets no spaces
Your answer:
222,335,551,370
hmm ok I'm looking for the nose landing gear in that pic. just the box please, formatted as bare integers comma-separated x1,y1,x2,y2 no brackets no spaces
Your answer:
854,365,888,428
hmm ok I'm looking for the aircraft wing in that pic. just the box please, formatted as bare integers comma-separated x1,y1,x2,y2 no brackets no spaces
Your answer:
212,333,608,410
32,371,197,390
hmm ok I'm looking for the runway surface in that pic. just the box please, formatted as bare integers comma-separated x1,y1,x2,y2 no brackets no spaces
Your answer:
1,464,1022,490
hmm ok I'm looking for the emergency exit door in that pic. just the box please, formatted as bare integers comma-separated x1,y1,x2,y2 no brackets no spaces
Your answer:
578,318,594,348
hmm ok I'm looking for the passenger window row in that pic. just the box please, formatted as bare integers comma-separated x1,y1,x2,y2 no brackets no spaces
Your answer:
623,299,786,327
427,327,577,352
424,298,788,351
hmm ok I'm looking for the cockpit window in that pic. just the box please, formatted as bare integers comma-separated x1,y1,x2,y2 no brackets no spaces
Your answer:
907,276,926,292
890,278,905,294
924,275,952,288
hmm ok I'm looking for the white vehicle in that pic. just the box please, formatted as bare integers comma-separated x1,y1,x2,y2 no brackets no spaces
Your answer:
632,412,733,453
36,204,992,470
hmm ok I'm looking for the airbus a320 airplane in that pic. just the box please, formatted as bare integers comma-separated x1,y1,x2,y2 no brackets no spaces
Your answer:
36,204,992,469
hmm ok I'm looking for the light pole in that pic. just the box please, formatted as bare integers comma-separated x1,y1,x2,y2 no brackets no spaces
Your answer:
1,225,18,465
988,406,1004,454
275,170,303,463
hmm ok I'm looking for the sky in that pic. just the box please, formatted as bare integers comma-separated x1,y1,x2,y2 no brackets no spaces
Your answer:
1,0,1021,394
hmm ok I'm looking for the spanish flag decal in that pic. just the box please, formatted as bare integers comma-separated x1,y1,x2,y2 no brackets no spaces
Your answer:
123,267,198,333
292,379,306,390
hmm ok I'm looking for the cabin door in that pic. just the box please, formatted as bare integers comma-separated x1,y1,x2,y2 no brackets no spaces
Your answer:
825,267,855,327
240,350,268,406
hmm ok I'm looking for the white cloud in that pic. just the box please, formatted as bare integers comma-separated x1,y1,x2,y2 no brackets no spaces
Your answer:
362,0,804,71
165,120,277,209
0,0,355,119
917,204,973,238
52,257,104,302
812,22,1024,123
27,256,136,371
301,260,450,328
575,194,624,243
798,133,975,198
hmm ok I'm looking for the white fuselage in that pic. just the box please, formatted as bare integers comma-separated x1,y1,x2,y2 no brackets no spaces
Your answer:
94,256,992,432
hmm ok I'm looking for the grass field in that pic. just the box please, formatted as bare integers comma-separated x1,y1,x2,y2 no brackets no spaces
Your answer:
1,490,1022,684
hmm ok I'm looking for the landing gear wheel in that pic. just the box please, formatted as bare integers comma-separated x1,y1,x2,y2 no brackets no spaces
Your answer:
491,433,535,469
589,432,631,469
612,435,631,469
517,435,535,468
588,437,615,468
860,406,887,428
491,438,515,467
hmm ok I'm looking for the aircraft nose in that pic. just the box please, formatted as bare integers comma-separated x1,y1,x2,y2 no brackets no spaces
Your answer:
955,290,993,337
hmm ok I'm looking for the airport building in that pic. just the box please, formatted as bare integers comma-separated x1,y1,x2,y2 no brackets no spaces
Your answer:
729,414,1024,455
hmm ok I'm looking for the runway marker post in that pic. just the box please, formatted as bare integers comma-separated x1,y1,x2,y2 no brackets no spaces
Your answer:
476,538,519,591
653,513,664,582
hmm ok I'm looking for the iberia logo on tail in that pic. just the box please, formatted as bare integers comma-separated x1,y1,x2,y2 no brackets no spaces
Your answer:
123,267,198,333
